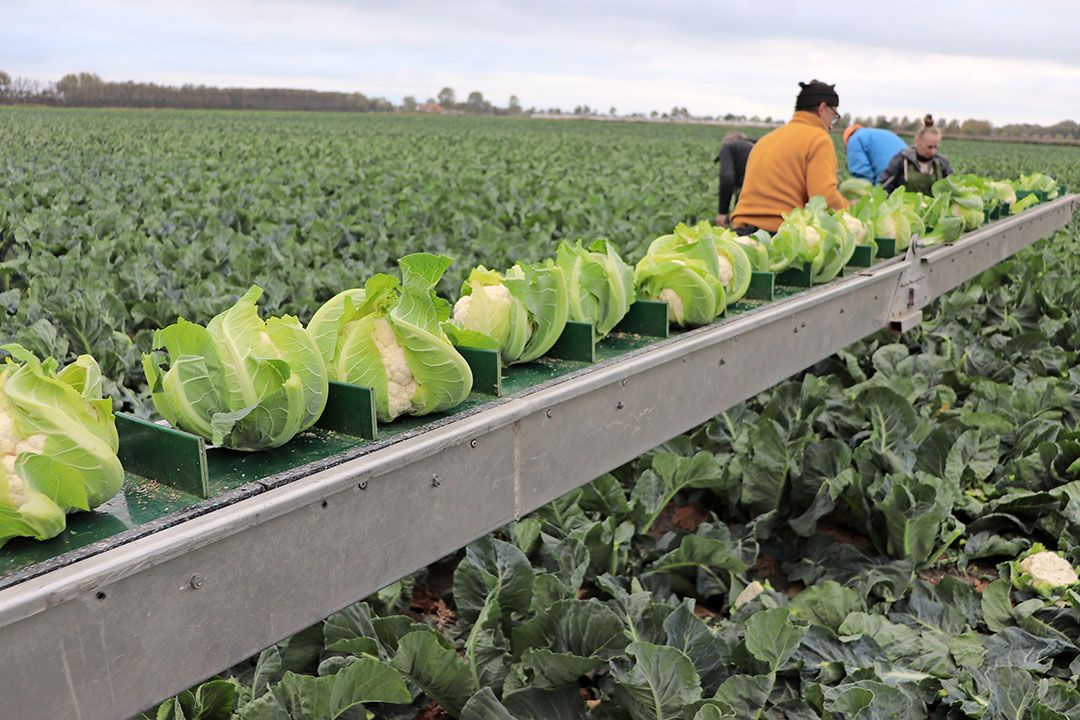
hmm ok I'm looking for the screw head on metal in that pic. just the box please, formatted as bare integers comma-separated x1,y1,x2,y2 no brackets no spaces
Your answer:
431,474,441,487
616,401,625,410
545,408,553,418
719,358,726,366
189,574,205,590
470,439,478,448
620,378,628,387
359,481,368,490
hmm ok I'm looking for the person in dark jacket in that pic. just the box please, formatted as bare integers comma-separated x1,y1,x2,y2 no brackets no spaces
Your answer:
843,124,906,184
714,131,756,227
879,114,954,194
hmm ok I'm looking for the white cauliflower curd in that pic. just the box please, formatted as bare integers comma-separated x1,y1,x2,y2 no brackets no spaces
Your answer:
371,317,418,419
1020,550,1079,588
452,283,512,327
657,288,685,324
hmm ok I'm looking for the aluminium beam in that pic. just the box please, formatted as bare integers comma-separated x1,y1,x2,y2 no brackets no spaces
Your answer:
920,194,1080,302
0,198,1075,720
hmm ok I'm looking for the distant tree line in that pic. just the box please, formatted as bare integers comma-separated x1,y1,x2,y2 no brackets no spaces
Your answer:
0,72,1075,139
0,71,395,112
841,112,1080,143
424,87,527,115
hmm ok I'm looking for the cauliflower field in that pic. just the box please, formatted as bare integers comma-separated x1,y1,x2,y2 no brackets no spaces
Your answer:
3,107,1080,718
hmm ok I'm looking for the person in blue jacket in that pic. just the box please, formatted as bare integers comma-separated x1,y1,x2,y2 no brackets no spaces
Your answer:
843,124,907,184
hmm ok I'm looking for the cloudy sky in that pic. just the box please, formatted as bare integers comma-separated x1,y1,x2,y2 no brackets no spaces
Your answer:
4,0,1079,125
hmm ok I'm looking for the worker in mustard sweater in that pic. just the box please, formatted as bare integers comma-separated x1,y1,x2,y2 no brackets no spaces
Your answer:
732,80,848,234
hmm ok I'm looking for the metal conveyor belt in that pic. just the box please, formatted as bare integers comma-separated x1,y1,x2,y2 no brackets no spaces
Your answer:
1,195,1077,720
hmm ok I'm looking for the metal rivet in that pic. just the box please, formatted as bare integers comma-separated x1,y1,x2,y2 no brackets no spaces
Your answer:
95,591,107,601
358,481,368,490
470,439,478,449
616,401,625,410
545,408,553,418
620,378,628,387
189,574,205,590
681,357,688,364
431,475,441,487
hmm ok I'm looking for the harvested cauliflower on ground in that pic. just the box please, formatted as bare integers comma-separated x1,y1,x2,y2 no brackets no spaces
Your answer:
734,581,766,609
1011,544,1080,599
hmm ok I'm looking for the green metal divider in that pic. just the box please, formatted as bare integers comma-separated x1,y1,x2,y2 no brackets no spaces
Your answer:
456,347,502,396
776,261,813,288
315,381,378,439
848,245,876,268
548,321,596,363
746,271,775,301
613,299,670,338
876,238,898,259
115,414,210,498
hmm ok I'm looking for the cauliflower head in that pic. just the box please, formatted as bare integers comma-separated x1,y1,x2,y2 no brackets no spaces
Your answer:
658,288,685,324
1011,544,1080,598
840,213,867,244
715,253,735,288
371,316,418,420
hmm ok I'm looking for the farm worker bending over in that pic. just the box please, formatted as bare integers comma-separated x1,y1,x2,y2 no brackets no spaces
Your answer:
843,124,907,184
714,131,756,228
880,115,955,194
732,79,848,234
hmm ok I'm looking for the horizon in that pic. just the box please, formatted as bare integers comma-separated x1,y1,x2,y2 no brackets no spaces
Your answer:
5,1,1080,127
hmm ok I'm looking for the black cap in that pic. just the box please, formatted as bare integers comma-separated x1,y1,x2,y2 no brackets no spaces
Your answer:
795,80,839,111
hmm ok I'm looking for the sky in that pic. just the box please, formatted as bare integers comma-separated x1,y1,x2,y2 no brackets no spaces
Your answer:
3,0,1079,126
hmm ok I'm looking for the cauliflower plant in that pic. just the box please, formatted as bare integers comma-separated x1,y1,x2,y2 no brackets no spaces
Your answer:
987,180,1016,206
635,232,726,327
0,346,123,548
448,261,569,366
145,285,328,451
308,254,473,424
556,238,635,339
